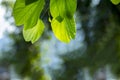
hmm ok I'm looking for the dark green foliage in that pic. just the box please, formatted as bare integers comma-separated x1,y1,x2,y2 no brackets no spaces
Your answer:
10,31,44,79
25,0,38,5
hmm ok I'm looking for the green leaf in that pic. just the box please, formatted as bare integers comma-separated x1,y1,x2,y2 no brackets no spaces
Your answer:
111,0,120,5
25,0,38,5
51,17,76,43
13,0,45,29
23,19,44,43
13,0,25,25
50,0,77,43
50,0,77,18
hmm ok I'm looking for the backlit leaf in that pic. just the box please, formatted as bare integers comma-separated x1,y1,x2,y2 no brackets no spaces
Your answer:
13,0,45,29
23,19,44,43
50,0,76,18
51,17,76,43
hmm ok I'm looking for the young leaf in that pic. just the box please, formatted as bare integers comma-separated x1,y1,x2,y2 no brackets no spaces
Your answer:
23,19,44,43
50,0,77,43
51,17,76,43
13,0,45,29
50,0,77,18
111,0,120,5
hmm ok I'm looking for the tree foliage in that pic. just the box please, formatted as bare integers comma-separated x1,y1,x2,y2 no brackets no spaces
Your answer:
13,0,76,43
13,0,119,43
1,0,120,80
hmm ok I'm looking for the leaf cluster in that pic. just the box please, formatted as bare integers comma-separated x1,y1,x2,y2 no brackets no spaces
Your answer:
13,0,77,43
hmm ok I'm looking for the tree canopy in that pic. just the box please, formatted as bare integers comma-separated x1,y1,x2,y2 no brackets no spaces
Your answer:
0,0,120,80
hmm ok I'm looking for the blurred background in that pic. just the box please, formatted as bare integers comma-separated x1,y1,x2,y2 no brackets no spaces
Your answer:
0,0,120,80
